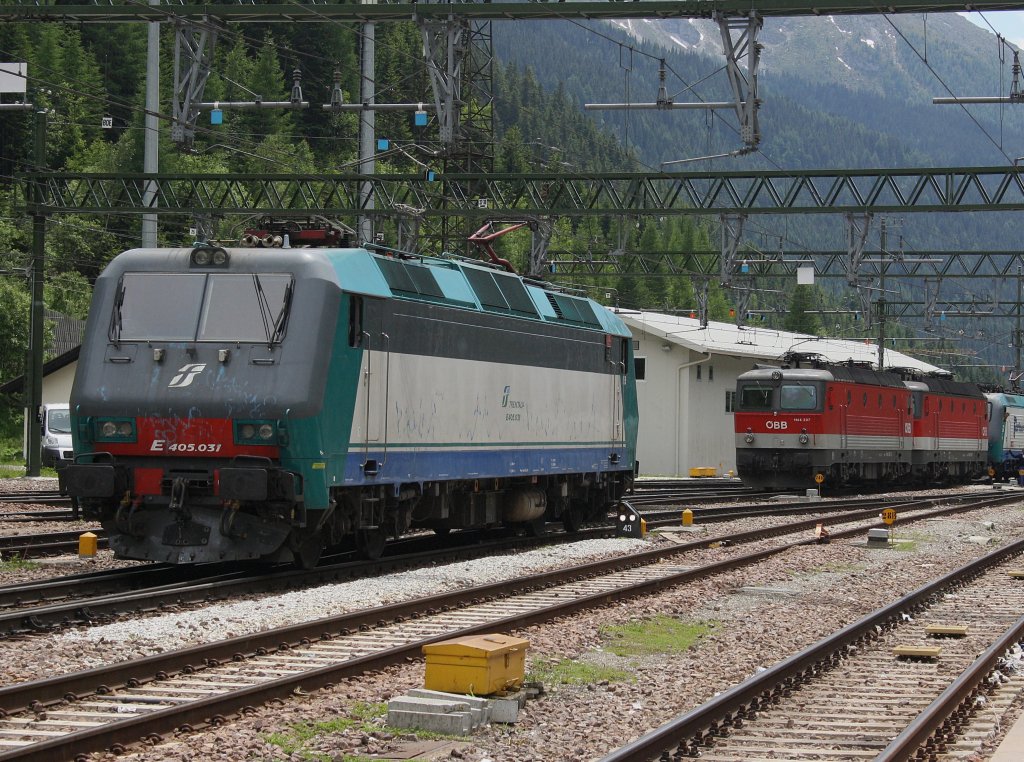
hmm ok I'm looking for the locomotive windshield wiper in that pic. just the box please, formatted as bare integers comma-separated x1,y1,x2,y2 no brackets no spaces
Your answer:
252,274,274,347
271,281,293,344
108,279,126,344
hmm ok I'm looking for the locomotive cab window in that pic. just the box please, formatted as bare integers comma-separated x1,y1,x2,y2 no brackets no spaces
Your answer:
113,272,293,344
738,385,773,410
781,384,819,411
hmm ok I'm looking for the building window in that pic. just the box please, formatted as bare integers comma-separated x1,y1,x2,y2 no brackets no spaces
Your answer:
634,357,646,381
632,340,640,350
696,365,702,381
708,365,714,382
725,390,735,413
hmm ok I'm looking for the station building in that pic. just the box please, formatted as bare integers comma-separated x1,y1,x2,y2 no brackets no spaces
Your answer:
615,310,946,478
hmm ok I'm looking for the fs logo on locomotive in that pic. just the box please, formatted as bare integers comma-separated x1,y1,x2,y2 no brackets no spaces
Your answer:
168,363,207,389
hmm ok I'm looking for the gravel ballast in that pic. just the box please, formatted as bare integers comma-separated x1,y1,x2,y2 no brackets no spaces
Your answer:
4,478,1024,760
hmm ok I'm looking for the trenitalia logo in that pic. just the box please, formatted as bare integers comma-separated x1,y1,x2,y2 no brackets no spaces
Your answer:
168,363,207,388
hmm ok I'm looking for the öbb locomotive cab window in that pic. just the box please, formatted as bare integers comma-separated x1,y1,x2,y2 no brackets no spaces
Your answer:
781,384,818,411
738,385,773,411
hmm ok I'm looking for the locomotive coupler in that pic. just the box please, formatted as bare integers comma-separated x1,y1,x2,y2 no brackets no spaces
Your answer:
168,476,191,521
114,497,145,538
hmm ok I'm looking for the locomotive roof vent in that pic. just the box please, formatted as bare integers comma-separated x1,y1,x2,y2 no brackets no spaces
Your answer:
190,246,230,268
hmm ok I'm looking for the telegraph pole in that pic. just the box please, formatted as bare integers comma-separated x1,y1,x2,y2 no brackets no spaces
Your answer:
26,107,46,477
877,218,886,370
141,0,160,247
1017,264,1022,378
358,0,376,245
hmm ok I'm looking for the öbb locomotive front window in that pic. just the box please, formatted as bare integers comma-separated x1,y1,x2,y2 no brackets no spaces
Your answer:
114,272,293,343
738,385,773,411
780,384,818,411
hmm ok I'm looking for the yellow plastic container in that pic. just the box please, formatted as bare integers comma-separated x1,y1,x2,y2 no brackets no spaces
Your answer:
422,634,529,695
688,467,717,478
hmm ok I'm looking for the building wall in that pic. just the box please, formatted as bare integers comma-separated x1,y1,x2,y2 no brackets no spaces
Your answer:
19,361,77,457
43,363,75,405
631,334,756,477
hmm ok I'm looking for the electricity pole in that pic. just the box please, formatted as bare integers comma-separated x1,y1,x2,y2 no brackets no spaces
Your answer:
26,108,46,477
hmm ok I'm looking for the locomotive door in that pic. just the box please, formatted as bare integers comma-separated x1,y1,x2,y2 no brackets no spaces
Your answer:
359,299,390,466
610,337,625,445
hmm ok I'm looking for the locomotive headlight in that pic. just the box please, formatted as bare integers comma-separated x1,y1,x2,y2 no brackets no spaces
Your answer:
212,249,228,266
95,418,136,442
744,428,755,444
193,248,211,266
235,420,277,445
799,429,810,445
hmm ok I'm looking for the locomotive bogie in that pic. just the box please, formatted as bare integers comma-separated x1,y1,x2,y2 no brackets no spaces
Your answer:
64,247,639,565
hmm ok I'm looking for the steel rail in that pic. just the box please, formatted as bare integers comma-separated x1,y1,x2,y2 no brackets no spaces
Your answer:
597,530,1024,762
0,531,105,559
877,612,1024,761
0,493,974,637
0,493,1018,761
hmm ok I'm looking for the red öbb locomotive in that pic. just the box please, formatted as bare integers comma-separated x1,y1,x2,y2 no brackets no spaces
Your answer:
734,354,988,491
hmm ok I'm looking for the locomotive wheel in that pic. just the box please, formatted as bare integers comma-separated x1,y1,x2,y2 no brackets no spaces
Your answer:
561,507,582,534
430,523,451,537
294,532,323,570
526,517,547,537
356,529,387,560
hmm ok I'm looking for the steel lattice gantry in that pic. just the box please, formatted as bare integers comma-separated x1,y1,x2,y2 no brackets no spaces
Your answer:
23,166,1024,217
3,1,1024,23
547,250,1024,280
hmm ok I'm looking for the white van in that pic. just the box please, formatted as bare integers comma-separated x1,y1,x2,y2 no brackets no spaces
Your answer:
40,404,73,467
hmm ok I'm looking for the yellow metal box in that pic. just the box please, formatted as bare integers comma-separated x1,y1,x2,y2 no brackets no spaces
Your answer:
689,467,717,478
422,634,529,695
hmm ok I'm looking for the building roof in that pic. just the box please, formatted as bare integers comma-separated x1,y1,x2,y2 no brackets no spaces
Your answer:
616,310,946,375
0,345,80,396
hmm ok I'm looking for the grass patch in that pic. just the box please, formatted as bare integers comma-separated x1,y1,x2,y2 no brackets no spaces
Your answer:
0,557,39,572
600,615,714,657
527,658,634,686
264,703,386,761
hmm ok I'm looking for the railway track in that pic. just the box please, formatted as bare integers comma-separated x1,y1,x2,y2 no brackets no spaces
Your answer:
0,491,1004,638
0,493,1018,760
0,491,68,507
598,532,1024,762
0,531,104,559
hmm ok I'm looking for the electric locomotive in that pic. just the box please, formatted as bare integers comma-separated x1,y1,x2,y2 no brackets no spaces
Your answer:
985,390,1024,481
62,246,639,566
734,355,987,491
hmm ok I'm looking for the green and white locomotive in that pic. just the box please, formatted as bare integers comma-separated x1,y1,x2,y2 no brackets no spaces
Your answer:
63,246,639,566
